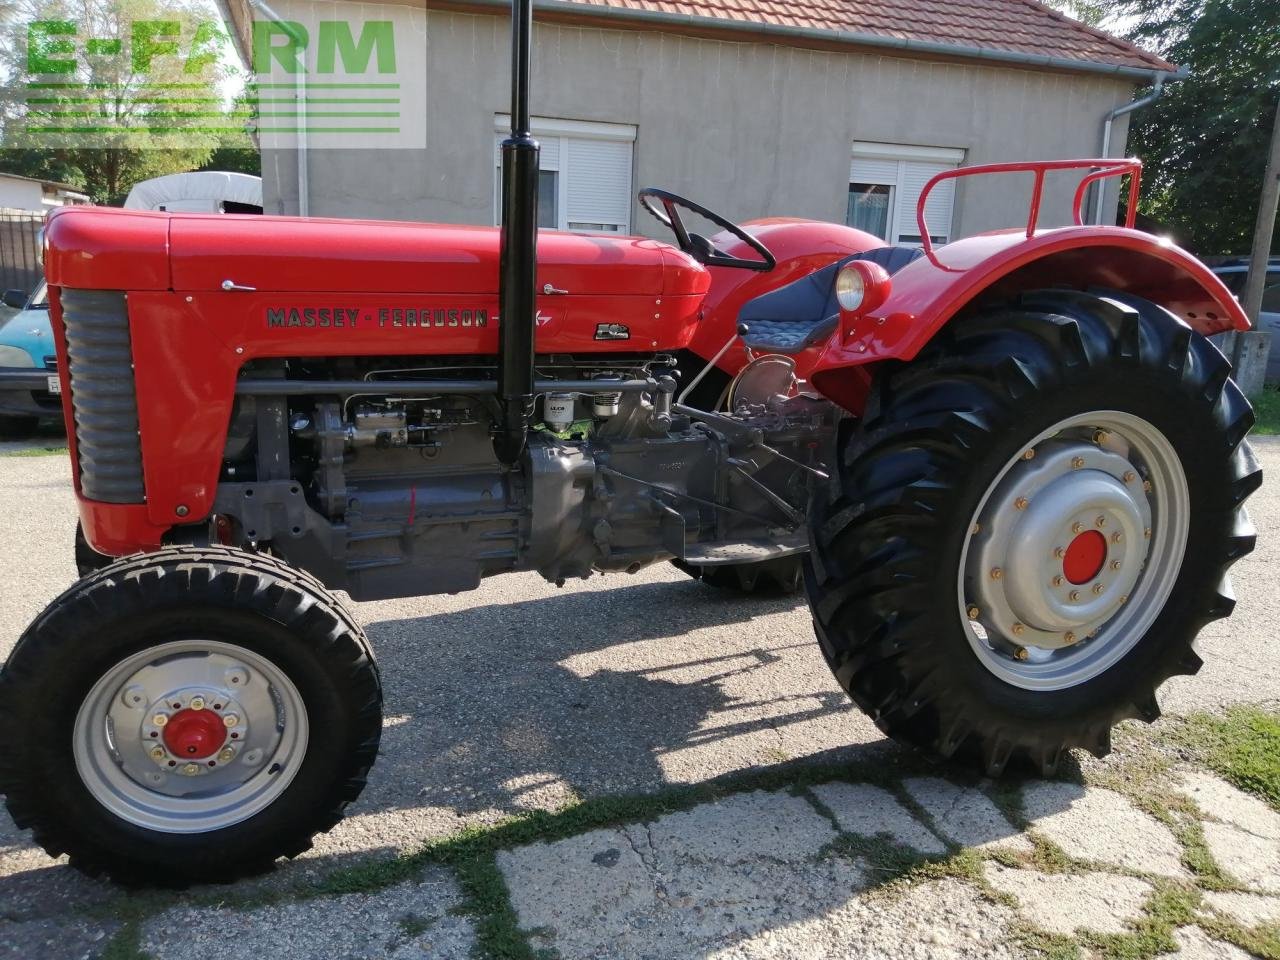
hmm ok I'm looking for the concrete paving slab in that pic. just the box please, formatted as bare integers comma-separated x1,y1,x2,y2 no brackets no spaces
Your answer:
902,778,1032,854
1159,926,1254,960
643,790,838,865
1200,822,1280,893
983,863,1152,935
808,783,946,855
1200,890,1280,927
1177,772,1280,840
139,871,473,960
707,878,1021,960
1021,781,1187,878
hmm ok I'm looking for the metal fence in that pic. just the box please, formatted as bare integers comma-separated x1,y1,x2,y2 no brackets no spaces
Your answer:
0,211,46,298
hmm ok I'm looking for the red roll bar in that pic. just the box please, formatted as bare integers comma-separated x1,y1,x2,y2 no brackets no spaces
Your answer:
916,158,1143,271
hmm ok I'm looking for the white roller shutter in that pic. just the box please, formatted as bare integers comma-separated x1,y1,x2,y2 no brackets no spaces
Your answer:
849,143,964,244
900,161,956,243
565,138,632,231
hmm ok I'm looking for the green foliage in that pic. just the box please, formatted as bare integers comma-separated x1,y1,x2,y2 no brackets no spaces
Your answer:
1119,0,1280,255
1039,1,1112,27
0,0,258,202
1250,387,1280,435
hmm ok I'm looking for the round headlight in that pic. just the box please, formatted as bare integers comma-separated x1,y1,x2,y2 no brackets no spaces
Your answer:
835,264,867,312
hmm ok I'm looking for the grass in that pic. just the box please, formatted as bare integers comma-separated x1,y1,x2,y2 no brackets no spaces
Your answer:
1252,387,1280,435
1,444,67,457
1173,706,1280,810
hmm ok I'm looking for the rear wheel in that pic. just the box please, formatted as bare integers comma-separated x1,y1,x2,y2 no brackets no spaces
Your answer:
806,290,1261,775
0,546,382,885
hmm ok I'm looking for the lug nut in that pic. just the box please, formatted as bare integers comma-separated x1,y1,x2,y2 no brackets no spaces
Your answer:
223,714,239,728
218,747,236,763
1123,471,1137,483
189,696,205,711
1143,480,1153,493
1093,583,1105,595
971,522,981,536
966,605,980,620
1011,623,1025,636
152,713,168,727
182,763,200,776
990,568,1004,581
1072,522,1085,534
1095,515,1107,528
1069,590,1081,601
150,746,166,761
1072,457,1086,469
1064,631,1077,645
1119,595,1129,605
1022,449,1036,461
1110,560,1122,571
1144,528,1152,539
1112,532,1124,544
1093,430,1110,445
1052,575,1064,587
1014,647,1029,661
1054,546,1066,559
1015,497,1029,510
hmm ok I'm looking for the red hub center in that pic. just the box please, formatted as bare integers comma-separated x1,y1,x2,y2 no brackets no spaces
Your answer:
1063,530,1108,585
162,708,227,759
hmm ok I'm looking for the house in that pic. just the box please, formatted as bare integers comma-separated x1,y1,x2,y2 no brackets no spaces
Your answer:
0,173,89,214
215,0,1178,243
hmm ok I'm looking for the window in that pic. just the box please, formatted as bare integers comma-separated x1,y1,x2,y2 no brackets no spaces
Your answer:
1262,273,1280,314
495,117,636,234
848,143,964,246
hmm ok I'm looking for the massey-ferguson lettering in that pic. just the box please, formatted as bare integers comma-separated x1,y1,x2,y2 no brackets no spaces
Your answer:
0,0,1259,887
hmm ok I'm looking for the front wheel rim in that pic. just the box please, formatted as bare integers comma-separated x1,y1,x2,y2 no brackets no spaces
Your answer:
958,411,1190,691
73,639,309,834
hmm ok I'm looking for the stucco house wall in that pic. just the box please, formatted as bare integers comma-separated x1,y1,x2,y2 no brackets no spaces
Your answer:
259,9,1138,238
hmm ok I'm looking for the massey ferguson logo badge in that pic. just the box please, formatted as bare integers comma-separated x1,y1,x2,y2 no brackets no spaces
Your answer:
266,306,490,329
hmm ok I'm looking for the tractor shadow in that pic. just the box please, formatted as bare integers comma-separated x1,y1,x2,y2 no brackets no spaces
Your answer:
358,575,857,818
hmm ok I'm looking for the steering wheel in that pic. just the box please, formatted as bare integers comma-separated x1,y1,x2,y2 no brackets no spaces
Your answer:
639,188,776,272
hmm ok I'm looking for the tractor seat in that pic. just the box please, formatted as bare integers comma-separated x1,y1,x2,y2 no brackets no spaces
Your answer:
739,245,925,353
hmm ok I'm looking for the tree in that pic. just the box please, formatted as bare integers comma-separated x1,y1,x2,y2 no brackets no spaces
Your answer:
1117,0,1280,254
1040,1,1111,28
0,0,256,203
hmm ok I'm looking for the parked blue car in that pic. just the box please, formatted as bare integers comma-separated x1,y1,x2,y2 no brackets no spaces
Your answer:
0,282,61,437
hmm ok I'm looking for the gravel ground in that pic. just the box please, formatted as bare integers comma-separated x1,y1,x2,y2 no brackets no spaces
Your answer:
0,435,1275,958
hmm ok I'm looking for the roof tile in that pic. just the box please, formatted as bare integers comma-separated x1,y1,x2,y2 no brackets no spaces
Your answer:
559,0,1174,72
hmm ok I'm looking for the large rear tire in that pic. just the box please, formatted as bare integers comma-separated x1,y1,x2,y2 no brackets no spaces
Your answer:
0,546,382,885
806,290,1261,775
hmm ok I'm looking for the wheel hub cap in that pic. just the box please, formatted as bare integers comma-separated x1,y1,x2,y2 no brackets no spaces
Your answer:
959,412,1189,691
162,708,227,759
1063,530,1107,584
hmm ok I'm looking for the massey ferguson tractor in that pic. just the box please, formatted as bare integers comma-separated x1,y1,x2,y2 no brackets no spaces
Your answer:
0,0,1261,886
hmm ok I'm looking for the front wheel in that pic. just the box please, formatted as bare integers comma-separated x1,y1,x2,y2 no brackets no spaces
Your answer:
0,546,382,885
806,290,1261,775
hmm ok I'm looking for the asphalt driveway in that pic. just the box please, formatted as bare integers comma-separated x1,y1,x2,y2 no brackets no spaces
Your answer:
0,435,1276,959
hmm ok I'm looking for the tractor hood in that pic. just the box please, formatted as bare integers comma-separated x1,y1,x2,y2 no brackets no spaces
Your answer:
44,206,707,298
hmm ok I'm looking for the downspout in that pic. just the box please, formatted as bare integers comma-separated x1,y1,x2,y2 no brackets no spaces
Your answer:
1093,71,1171,225
248,0,309,217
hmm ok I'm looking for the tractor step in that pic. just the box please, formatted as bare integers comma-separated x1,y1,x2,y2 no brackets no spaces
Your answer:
681,533,807,566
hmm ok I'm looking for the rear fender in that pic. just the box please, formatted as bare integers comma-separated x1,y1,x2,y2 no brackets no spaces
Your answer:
809,227,1250,413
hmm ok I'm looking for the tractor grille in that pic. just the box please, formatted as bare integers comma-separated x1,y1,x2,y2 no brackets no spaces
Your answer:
62,289,145,504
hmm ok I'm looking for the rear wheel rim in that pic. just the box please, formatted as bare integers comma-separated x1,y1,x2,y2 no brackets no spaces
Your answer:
73,639,309,833
958,411,1189,691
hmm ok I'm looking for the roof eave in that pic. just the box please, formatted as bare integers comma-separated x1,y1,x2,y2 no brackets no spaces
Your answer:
449,0,1185,80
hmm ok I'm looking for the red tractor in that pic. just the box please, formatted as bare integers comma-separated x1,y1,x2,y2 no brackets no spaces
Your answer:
0,2,1260,885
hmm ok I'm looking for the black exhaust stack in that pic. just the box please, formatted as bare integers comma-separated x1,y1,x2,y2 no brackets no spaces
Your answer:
494,0,540,466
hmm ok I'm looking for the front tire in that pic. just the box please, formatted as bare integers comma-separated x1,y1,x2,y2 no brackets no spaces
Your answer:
806,290,1261,775
0,546,382,885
